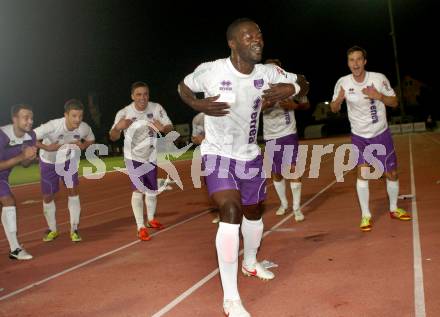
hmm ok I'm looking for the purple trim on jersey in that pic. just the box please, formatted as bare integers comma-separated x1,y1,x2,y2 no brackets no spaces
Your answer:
39,160,79,195
0,129,36,197
202,154,266,206
125,159,158,192
351,128,397,172
265,133,299,174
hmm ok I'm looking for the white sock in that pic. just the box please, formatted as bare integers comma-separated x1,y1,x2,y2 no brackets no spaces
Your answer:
273,179,288,209
241,216,263,269
68,196,81,232
1,206,20,251
216,222,240,301
131,192,145,230
145,194,157,221
356,179,371,217
387,179,399,211
43,200,57,232
290,182,302,211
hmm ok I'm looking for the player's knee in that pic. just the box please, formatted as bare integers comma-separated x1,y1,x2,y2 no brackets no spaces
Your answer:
272,173,283,182
386,170,398,181
0,195,15,207
356,164,369,180
243,204,263,221
43,195,54,204
219,200,242,224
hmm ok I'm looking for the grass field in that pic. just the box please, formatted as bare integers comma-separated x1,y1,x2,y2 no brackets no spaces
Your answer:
9,150,197,186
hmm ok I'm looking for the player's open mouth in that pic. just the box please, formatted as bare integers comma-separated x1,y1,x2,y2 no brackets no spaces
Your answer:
251,45,262,53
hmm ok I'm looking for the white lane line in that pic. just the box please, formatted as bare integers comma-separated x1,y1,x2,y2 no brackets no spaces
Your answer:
151,172,349,317
409,135,426,317
0,208,213,301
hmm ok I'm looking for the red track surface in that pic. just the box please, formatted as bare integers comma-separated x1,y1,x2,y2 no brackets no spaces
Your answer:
1,133,439,317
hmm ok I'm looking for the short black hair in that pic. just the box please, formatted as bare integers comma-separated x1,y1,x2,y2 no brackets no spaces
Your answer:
11,104,33,118
226,18,256,41
347,46,367,59
131,81,149,94
64,99,84,113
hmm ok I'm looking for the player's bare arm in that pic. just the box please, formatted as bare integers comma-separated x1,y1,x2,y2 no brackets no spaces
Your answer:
109,118,133,141
278,99,299,110
72,140,95,151
178,81,230,117
330,87,345,113
0,146,37,172
36,141,62,152
296,74,310,97
362,86,398,108
152,119,173,134
262,83,296,104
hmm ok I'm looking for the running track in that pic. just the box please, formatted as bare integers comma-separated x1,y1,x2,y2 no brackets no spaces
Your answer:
0,133,439,317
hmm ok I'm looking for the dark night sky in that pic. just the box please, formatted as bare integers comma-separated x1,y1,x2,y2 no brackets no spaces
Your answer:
0,0,434,133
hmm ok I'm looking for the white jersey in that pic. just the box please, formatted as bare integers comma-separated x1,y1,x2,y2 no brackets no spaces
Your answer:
192,112,205,137
111,102,172,163
184,57,300,161
262,95,308,140
34,118,95,164
332,71,395,138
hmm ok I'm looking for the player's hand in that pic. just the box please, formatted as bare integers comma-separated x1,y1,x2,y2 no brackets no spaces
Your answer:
362,85,382,100
152,119,164,132
191,135,204,145
330,87,345,113
279,98,299,110
191,95,230,117
21,146,37,160
71,140,88,150
262,83,295,104
115,118,133,131
336,87,345,103
45,142,63,151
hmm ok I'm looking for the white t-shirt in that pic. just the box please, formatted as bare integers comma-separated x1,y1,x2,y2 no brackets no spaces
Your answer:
332,71,395,138
262,95,309,140
34,118,95,164
184,57,300,161
111,102,172,163
192,112,205,137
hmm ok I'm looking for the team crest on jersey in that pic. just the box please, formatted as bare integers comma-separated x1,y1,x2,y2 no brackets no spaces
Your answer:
254,79,264,89
147,113,153,118
348,88,355,94
73,134,80,140
220,80,232,91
